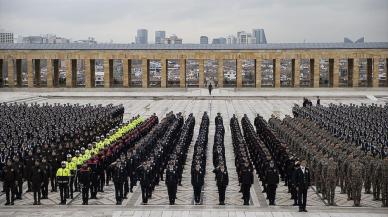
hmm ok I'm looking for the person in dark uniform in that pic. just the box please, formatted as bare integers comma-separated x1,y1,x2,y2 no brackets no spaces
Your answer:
24,150,35,192
2,159,16,205
265,161,279,205
31,159,44,205
112,159,126,205
295,160,310,212
78,163,91,205
137,161,151,204
213,164,229,205
191,164,204,205
127,151,138,193
49,150,60,192
241,163,253,205
316,96,321,105
165,163,178,205
13,155,24,200
87,156,99,199
208,83,213,95
40,157,51,199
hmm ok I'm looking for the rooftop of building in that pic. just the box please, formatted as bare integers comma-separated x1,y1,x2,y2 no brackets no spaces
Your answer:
1,42,388,50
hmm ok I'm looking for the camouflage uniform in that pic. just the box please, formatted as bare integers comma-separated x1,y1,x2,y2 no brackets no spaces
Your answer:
362,153,374,194
349,160,364,207
325,160,338,205
382,158,388,207
372,159,382,201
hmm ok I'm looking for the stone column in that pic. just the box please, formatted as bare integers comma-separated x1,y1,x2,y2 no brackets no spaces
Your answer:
274,59,280,88
71,59,77,87
123,59,130,87
366,58,373,87
347,59,354,87
85,59,92,88
53,59,59,87
372,58,379,87
47,59,53,88
7,59,15,87
90,59,95,87
179,59,186,88
142,59,148,88
352,58,360,87
255,58,262,88
104,59,113,88
198,59,205,88
217,59,224,88
66,59,72,87
0,59,3,87
236,59,243,88
103,59,110,88
310,58,320,88
34,59,41,87
27,59,33,87
386,59,388,87
161,59,167,88
16,59,22,87
292,59,300,87
329,58,339,87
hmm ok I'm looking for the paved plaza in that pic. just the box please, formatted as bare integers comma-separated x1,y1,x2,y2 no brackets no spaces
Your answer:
0,88,388,217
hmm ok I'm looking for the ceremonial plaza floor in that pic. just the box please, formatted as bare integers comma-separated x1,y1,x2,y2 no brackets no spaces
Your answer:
0,88,388,217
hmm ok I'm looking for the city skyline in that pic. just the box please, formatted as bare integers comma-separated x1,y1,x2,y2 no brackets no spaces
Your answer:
0,0,387,43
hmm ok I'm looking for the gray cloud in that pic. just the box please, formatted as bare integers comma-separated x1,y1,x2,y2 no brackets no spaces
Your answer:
0,0,387,43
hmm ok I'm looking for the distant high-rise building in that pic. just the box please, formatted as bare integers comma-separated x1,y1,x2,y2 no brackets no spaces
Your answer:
20,34,70,44
135,29,148,44
164,35,182,44
212,37,226,44
0,32,14,43
22,36,45,44
155,31,166,44
252,28,267,44
200,36,208,44
226,35,237,44
237,31,253,44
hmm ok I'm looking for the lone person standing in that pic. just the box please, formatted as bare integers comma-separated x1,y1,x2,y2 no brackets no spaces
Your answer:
208,83,213,95
295,160,310,212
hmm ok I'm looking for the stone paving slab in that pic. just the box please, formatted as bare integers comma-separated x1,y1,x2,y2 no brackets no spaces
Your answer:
0,90,387,215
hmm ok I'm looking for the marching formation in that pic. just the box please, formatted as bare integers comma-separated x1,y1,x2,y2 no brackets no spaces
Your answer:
269,102,388,207
0,103,124,205
191,112,209,205
230,115,254,205
212,113,229,205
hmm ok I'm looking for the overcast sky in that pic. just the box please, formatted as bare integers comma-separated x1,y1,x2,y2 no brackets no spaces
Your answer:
0,0,387,43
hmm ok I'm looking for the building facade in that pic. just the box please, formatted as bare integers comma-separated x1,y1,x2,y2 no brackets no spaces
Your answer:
0,32,14,44
0,43,387,89
200,36,208,44
155,31,166,44
135,29,148,44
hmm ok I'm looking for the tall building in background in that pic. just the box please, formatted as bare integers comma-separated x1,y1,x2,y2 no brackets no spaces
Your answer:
164,35,182,44
212,37,226,44
0,32,14,43
252,28,267,44
135,29,148,44
200,36,208,44
155,31,166,44
237,31,254,44
19,34,70,44
226,35,237,44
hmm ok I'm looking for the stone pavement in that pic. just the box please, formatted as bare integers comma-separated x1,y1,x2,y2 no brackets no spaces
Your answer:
0,88,388,216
